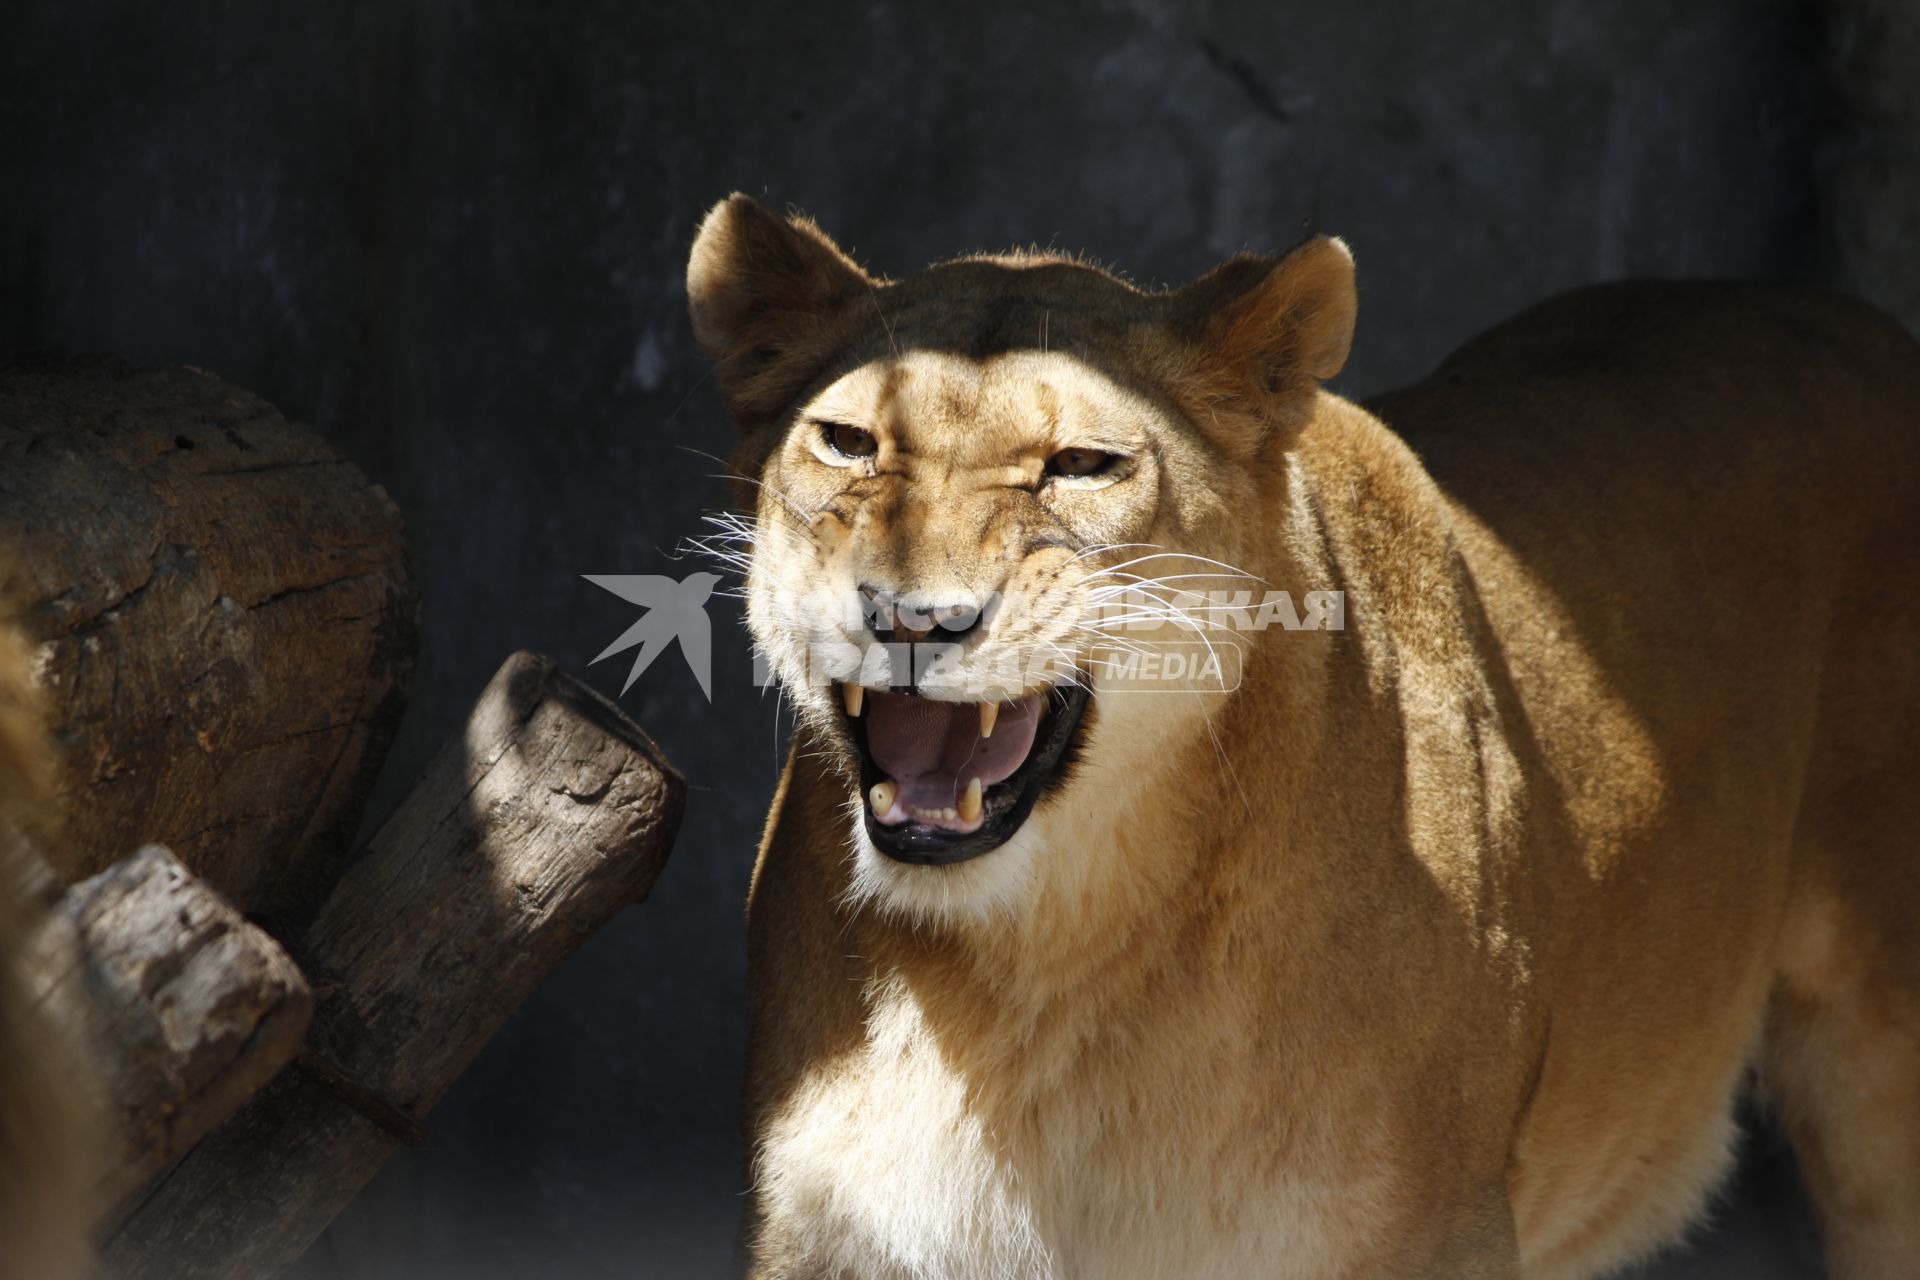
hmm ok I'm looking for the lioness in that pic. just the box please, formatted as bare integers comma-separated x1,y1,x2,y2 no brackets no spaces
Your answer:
685,194,1920,1280
0,597,94,1279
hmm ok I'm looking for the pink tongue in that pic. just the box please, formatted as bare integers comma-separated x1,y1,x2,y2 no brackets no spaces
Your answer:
865,690,1043,807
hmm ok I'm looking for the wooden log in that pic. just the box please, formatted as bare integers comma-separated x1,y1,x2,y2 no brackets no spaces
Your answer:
24,844,313,1209
101,651,684,1280
0,356,418,918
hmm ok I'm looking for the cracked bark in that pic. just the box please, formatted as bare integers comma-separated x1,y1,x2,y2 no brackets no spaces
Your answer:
99,652,683,1280
22,845,313,1211
0,357,419,917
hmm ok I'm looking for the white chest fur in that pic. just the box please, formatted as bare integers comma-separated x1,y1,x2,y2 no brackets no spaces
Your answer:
754,982,1055,1279
752,982,1384,1280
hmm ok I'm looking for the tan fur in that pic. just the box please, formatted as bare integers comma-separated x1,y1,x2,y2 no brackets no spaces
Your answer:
687,194,1920,1279
0,574,96,1279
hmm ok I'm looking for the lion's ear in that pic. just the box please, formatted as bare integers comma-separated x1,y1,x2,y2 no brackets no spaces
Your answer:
686,194,871,359
1169,235,1356,410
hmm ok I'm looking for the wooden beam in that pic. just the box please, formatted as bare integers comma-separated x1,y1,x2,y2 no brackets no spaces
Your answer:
101,652,684,1279
0,357,418,919
25,845,313,1209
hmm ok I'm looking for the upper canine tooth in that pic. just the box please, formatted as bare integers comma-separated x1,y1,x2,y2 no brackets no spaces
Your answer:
978,702,998,738
843,683,865,717
958,776,983,823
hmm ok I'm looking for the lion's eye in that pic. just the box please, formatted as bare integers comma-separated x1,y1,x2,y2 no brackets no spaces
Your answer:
821,421,878,459
1046,447,1119,479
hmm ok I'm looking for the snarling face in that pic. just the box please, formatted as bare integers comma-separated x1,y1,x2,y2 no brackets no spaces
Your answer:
686,196,1354,910
740,346,1185,865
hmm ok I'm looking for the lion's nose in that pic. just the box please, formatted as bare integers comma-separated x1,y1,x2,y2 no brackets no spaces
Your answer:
858,584,986,646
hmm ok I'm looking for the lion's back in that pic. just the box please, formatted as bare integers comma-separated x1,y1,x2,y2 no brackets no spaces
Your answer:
1358,283,1920,1276
1366,281,1920,703
1372,281,1920,528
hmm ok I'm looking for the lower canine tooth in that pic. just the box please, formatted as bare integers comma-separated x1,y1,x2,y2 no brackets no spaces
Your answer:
978,702,998,738
958,776,983,823
843,683,865,717
870,781,896,814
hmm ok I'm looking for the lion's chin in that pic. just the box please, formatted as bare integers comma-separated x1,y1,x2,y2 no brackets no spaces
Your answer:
844,815,1049,926
834,680,1094,867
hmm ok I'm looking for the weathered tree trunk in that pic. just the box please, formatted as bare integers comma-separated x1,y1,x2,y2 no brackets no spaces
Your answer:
0,357,418,919
101,652,684,1280
24,844,313,1209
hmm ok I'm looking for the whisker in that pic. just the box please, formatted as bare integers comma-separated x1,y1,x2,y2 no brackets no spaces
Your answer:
1081,550,1267,586
674,444,818,525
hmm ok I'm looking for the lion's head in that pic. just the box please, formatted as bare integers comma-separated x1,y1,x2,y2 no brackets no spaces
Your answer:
686,195,1354,918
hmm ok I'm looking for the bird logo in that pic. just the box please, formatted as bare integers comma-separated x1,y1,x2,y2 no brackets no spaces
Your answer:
583,572,720,699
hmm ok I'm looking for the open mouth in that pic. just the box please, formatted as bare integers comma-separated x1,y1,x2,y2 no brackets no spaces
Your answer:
840,680,1093,865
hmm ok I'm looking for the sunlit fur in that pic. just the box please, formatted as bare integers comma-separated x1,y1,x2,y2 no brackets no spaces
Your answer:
688,194,1920,1279
721,340,1269,930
